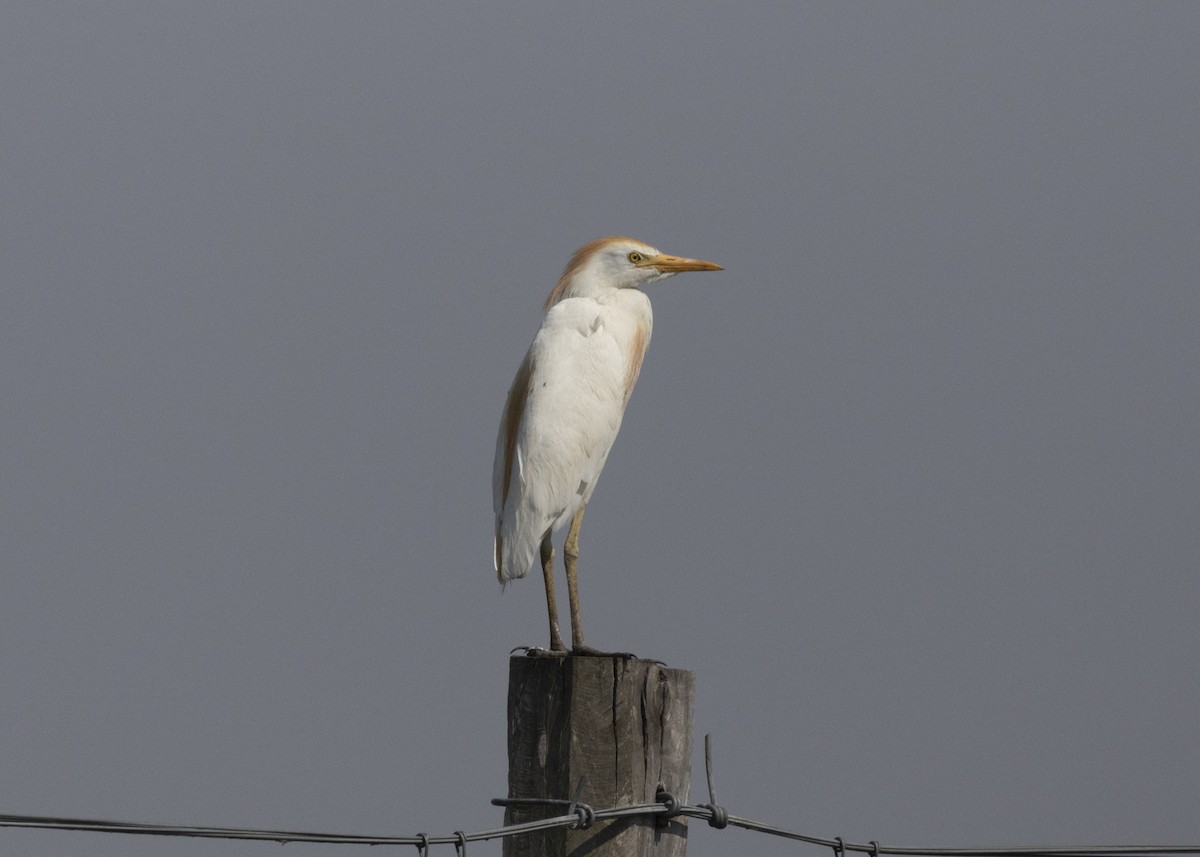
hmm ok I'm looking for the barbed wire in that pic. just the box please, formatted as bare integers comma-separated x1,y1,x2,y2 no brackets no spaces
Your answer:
4,738,1196,855
3,798,1199,856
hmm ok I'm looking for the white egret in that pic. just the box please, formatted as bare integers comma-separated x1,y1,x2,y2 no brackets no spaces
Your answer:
492,236,722,654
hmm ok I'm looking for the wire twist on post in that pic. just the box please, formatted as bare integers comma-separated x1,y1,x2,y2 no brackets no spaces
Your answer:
570,803,595,830
703,802,729,829
567,777,594,829
701,733,729,828
655,787,682,818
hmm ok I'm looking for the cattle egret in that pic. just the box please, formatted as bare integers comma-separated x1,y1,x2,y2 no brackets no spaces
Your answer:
492,236,722,654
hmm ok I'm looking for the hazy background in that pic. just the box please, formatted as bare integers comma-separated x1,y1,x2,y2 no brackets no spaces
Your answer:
2,3,1198,856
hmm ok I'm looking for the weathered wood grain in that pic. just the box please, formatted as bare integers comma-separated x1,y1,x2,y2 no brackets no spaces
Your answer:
503,656,695,857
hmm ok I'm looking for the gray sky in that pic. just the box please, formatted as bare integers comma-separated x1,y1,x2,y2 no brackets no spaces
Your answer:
2,3,1198,856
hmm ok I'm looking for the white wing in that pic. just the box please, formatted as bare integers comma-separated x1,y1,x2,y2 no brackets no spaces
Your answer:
492,296,649,582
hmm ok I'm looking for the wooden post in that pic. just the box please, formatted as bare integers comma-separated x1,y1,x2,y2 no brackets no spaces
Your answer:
502,656,695,857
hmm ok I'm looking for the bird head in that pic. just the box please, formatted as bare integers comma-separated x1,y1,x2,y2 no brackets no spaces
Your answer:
545,237,722,307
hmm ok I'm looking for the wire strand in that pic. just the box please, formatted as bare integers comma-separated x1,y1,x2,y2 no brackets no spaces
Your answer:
4,801,1200,856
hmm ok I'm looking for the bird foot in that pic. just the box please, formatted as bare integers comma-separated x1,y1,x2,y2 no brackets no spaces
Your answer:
570,643,638,659
511,645,570,658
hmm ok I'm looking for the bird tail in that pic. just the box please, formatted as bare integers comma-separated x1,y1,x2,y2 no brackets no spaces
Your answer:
494,523,539,585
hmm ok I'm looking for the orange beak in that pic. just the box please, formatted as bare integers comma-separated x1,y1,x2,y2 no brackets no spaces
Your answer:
639,252,723,273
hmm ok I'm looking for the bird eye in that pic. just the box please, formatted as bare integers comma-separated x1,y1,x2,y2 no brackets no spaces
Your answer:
627,252,643,264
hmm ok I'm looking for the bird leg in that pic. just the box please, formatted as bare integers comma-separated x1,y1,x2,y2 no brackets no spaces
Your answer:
564,506,592,653
564,506,636,659
540,534,567,653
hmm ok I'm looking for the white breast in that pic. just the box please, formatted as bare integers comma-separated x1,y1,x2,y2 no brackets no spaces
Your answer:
492,289,653,581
